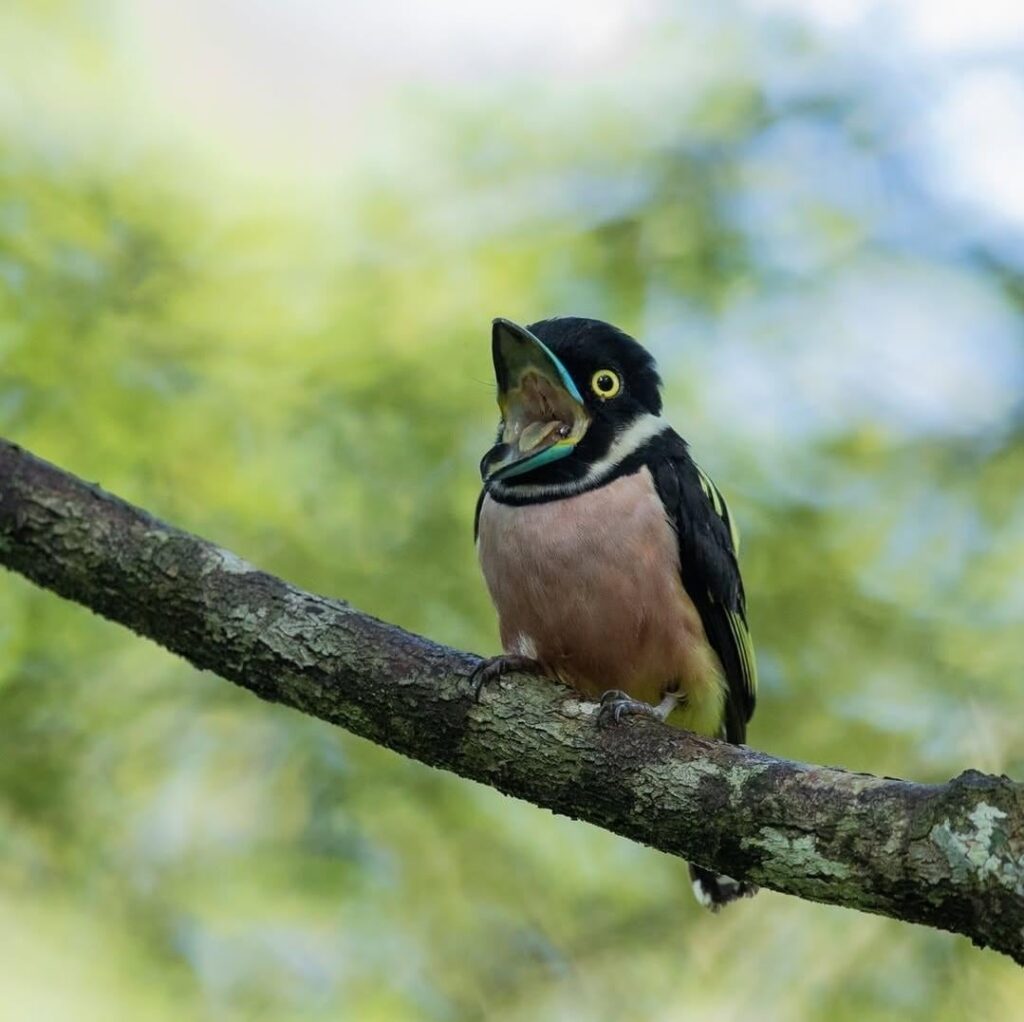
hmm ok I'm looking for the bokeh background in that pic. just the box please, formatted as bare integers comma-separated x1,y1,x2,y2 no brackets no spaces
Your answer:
2,0,1024,1018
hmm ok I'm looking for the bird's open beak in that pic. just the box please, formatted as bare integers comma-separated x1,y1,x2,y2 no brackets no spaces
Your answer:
481,318,590,482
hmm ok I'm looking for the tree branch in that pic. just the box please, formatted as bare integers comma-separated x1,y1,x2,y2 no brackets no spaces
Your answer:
1,437,1022,964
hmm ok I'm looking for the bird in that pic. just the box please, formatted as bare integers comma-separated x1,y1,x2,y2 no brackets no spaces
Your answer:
473,316,758,910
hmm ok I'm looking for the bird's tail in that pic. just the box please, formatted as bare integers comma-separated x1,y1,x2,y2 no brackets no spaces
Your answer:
689,863,758,912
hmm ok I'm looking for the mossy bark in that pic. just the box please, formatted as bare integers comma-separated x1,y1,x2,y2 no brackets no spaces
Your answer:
1,437,1022,964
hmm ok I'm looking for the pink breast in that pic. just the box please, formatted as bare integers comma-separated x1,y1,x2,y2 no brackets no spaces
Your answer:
476,467,716,704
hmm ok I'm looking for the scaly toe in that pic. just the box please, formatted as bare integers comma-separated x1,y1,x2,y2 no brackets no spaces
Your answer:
468,655,542,702
597,692,660,728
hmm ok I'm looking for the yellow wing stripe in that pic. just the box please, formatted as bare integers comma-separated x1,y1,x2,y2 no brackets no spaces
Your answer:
726,609,758,698
695,464,740,553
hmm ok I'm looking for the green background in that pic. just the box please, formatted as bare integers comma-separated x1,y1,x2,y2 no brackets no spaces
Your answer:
2,1,1023,1018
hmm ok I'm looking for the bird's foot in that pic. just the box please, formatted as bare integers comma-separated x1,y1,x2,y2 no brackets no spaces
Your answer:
597,689,680,727
468,654,543,702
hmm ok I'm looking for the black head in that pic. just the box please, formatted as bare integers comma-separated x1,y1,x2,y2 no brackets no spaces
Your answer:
480,316,664,491
527,317,663,418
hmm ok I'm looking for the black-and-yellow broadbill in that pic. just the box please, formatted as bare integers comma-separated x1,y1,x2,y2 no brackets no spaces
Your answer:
474,316,758,910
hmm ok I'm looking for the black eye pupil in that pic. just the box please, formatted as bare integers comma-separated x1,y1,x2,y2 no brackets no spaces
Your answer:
598,374,613,391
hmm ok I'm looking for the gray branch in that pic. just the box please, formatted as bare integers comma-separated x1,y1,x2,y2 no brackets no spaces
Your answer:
1,437,1022,964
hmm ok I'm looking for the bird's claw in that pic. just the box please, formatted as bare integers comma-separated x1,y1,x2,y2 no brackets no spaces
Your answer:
468,655,543,702
597,690,662,727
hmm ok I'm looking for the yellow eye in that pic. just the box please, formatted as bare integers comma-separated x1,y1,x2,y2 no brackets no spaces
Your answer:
590,369,621,399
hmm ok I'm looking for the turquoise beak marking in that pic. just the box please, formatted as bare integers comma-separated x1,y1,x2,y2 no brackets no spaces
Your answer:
481,319,589,482
489,438,572,481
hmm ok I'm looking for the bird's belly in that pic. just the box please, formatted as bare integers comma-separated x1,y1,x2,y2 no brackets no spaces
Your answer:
477,468,724,717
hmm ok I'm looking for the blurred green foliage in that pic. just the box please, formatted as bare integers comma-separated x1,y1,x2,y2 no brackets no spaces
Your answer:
2,2,1024,1020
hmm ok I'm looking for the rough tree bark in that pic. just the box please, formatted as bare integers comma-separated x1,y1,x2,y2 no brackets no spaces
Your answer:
0,437,1022,964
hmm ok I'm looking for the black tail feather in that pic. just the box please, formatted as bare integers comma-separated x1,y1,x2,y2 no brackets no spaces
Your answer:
689,863,758,912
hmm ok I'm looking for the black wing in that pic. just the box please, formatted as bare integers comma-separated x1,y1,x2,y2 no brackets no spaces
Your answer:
649,433,757,744
474,489,485,542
